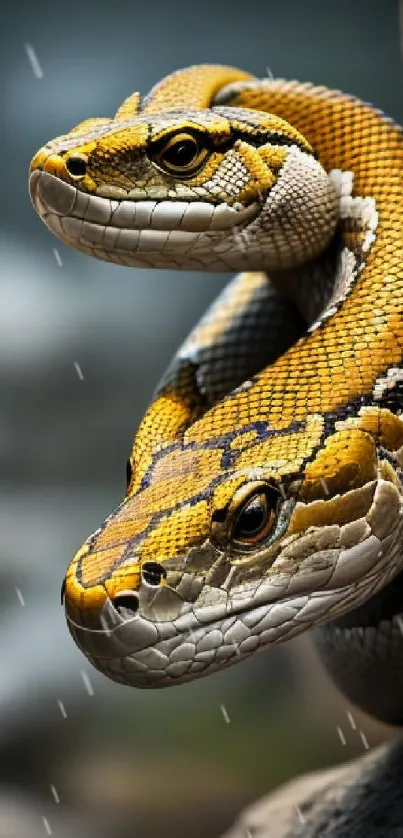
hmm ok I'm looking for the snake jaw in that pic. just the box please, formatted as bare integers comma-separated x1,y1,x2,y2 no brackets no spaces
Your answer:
29,156,337,272
29,169,265,271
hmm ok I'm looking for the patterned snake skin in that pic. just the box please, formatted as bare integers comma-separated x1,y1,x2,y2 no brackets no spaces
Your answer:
29,66,403,723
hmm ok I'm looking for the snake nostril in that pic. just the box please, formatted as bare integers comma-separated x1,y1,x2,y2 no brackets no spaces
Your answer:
142,561,167,586
65,154,88,178
112,591,140,616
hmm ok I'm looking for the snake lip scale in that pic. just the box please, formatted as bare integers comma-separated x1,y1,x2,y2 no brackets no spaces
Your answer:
29,170,261,233
29,169,264,271
30,65,403,720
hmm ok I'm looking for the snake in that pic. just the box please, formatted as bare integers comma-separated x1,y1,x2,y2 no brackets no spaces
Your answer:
29,65,403,724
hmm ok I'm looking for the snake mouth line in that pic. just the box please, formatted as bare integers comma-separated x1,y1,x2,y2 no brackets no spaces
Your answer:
29,170,261,238
65,527,396,649
65,534,400,686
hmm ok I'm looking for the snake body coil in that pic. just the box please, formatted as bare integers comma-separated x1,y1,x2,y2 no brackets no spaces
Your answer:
30,66,403,723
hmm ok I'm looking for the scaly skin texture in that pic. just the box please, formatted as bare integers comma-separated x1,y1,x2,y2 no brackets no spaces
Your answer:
29,66,403,696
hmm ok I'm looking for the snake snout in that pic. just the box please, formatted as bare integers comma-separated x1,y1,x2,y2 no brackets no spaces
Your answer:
29,170,76,216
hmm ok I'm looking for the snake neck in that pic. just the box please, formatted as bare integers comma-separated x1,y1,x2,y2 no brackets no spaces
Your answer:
315,567,403,725
181,79,403,445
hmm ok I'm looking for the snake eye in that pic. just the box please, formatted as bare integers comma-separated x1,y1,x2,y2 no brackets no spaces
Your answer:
152,132,209,176
142,561,167,586
232,487,280,546
65,153,88,178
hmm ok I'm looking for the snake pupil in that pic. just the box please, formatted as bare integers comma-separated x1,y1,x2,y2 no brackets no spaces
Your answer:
163,139,198,168
142,561,167,586
235,496,268,538
232,486,280,546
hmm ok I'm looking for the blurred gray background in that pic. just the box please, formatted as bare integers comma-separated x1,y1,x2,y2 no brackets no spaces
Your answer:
1,1,402,835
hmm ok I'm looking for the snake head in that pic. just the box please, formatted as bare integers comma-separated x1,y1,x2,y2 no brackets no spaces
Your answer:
62,407,403,688
29,104,338,272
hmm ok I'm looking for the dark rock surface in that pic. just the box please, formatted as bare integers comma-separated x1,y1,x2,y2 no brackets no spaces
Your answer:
222,739,403,838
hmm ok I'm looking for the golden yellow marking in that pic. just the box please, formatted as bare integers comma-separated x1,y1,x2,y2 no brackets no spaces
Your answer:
301,429,377,502
114,92,141,120
29,149,49,174
77,445,225,586
34,152,67,178
234,414,325,477
235,141,276,203
338,406,403,450
212,475,252,514
141,65,254,113
139,500,210,562
186,280,403,441
288,481,375,535
65,545,107,611
105,566,141,600
93,124,150,153
128,389,198,496
230,430,259,450
258,145,288,171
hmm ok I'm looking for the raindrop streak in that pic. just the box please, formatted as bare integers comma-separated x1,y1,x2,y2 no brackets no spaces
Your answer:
74,361,84,380
15,587,25,606
53,248,63,267
220,704,231,724
81,670,94,696
336,726,346,746
24,43,43,79
360,731,370,750
42,816,52,835
347,710,356,730
396,615,403,635
278,482,287,501
57,700,67,719
320,478,330,496
50,785,60,803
